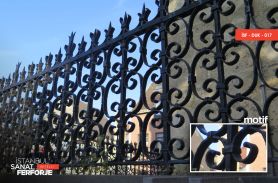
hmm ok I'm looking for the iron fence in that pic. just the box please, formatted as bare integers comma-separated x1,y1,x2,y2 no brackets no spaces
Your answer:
0,0,278,175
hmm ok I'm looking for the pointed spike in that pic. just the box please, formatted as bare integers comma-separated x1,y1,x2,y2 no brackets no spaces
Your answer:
55,48,63,64
78,35,87,54
90,29,101,48
65,32,76,58
138,3,151,25
69,32,76,43
104,22,115,42
0,77,4,88
15,62,21,72
5,74,11,87
109,22,114,33
12,62,21,83
20,67,26,81
28,62,35,77
37,58,43,73
45,53,53,69
120,13,131,33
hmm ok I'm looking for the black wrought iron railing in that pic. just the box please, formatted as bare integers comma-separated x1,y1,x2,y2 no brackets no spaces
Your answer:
0,0,278,175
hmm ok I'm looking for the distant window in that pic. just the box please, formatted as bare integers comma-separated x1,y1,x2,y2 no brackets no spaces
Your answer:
156,132,163,141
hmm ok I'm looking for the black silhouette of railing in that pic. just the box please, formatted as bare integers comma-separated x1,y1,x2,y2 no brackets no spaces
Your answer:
191,124,267,172
0,0,278,175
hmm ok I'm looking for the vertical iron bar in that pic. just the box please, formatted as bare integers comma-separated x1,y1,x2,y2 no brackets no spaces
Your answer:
1,92,8,129
35,79,48,156
22,85,30,127
56,64,70,162
4,91,14,129
14,86,23,157
116,40,128,172
159,0,171,168
29,80,38,128
212,0,237,171
85,55,96,154
226,125,238,170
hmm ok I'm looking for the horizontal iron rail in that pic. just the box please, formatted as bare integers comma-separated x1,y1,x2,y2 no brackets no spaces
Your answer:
59,159,190,168
0,0,211,93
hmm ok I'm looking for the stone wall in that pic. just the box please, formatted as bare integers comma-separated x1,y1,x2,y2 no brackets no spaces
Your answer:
167,0,278,175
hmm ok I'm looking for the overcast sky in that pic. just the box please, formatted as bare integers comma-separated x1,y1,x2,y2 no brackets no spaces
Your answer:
0,0,157,78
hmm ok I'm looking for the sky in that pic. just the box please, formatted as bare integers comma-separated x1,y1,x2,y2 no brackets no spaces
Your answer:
0,0,158,78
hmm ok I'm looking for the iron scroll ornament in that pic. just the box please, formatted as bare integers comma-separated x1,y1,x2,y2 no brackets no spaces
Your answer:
191,124,266,171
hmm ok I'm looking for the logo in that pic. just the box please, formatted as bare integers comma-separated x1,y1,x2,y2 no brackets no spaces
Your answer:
10,157,59,175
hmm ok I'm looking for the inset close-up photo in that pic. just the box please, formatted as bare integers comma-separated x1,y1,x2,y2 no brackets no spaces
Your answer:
190,123,267,172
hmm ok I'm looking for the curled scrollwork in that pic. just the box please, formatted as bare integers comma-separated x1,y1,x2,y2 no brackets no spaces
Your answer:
192,124,266,171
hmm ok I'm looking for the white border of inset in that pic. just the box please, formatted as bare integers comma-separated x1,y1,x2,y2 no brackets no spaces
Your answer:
189,123,268,173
